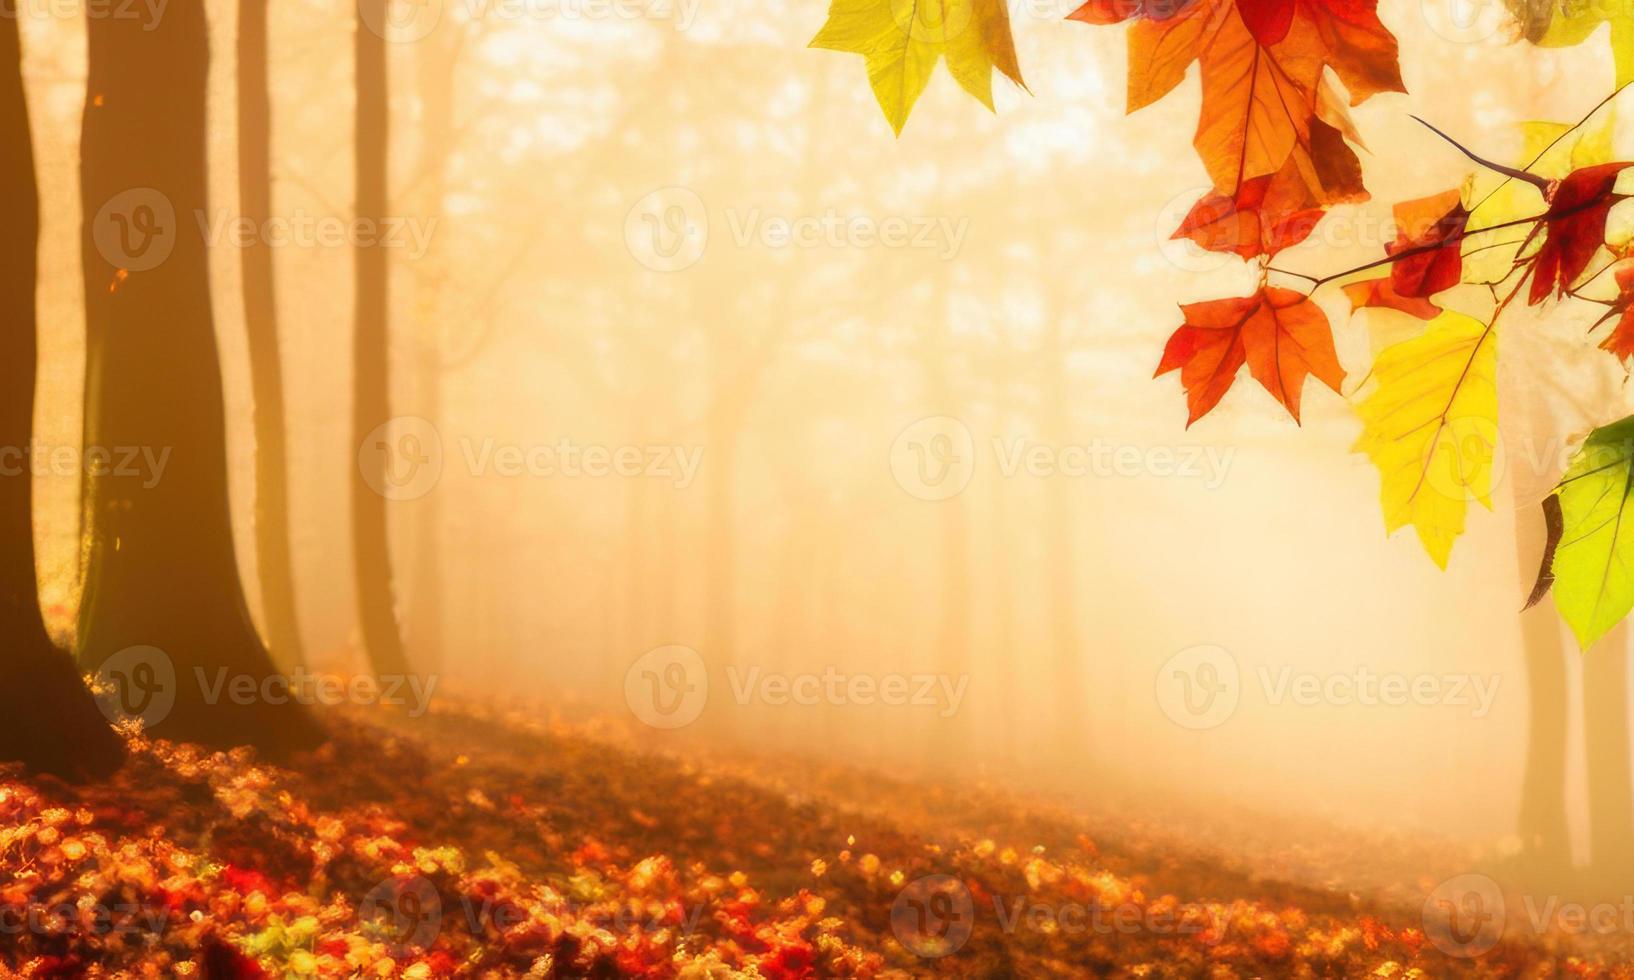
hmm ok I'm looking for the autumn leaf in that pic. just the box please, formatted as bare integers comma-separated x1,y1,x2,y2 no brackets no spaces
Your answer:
1506,0,1634,86
1302,0,1404,104
1462,116,1614,284
1172,166,1326,259
1157,287,1345,425
1236,0,1297,45
1114,0,1218,112
1066,0,1198,24
1386,190,1469,298
1526,162,1633,304
1595,260,1634,361
1342,276,1440,320
1525,494,1564,610
1550,414,1634,647
1352,311,1498,569
811,0,1025,134
1193,4,1325,194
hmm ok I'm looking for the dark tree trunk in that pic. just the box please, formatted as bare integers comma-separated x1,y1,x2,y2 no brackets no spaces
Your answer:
0,0,124,781
1512,507,1570,875
239,0,305,668
353,0,410,676
76,0,318,754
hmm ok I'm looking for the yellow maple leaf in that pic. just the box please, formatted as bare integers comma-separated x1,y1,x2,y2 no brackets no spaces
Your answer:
811,0,1025,135
1352,311,1499,569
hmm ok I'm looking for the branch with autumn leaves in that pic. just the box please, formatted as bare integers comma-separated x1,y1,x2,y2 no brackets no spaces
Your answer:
811,0,1634,647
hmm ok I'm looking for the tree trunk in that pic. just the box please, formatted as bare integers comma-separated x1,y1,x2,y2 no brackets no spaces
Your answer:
0,0,124,781
405,25,459,673
1585,623,1634,884
1042,323,1083,745
239,0,304,669
353,0,409,676
1512,506,1570,874
76,0,317,754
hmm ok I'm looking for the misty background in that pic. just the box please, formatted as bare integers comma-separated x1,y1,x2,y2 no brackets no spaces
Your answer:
15,0,1634,871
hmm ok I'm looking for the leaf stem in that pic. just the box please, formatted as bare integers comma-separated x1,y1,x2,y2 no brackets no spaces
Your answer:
1411,115,1552,191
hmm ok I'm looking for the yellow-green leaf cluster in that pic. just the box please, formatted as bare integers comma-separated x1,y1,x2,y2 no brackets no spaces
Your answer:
1553,415,1634,648
811,0,1024,134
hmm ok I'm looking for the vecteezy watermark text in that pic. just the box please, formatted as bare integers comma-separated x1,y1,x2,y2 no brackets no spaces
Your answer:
91,646,438,730
0,445,170,488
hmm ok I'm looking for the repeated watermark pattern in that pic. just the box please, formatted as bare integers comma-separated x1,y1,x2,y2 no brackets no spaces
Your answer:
625,187,969,272
0,444,170,487
358,874,707,955
359,416,704,502
890,416,1235,502
91,189,439,272
362,0,704,42
624,645,969,729
1420,873,1634,959
890,874,1225,959
91,645,438,729
1156,645,1501,730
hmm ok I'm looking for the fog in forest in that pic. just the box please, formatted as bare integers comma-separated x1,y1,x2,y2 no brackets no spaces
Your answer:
12,0,1634,901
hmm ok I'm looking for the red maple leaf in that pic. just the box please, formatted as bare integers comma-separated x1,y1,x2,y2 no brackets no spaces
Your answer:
1386,189,1469,297
1528,162,1634,305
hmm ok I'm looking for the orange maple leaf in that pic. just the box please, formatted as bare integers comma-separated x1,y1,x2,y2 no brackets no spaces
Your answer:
1386,189,1469,298
1157,287,1346,424
1595,261,1634,362
1342,276,1440,320
1173,151,1333,259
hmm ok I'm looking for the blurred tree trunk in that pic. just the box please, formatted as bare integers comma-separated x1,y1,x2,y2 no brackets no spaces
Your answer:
0,1,124,781
353,0,409,676
77,0,318,753
1585,623,1634,882
1042,320,1083,744
989,445,1018,760
927,279,970,759
406,24,462,673
238,0,304,668
704,390,740,689
1512,506,1570,873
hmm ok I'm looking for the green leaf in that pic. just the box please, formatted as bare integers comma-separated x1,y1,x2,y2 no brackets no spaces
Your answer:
1553,414,1634,648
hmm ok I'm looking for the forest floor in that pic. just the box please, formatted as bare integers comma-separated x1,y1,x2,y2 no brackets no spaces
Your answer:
0,692,1630,978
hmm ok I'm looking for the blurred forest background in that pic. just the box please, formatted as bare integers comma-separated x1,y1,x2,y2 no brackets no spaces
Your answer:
14,0,1634,867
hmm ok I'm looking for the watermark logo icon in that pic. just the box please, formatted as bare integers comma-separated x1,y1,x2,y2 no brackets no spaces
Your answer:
1422,415,1504,506
626,187,708,272
360,875,443,954
625,645,708,729
890,416,976,501
1156,187,1233,274
1421,0,1505,44
92,188,176,273
1155,645,1240,730
360,0,444,42
359,416,444,501
92,645,176,729
891,875,975,958
1423,873,1505,958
